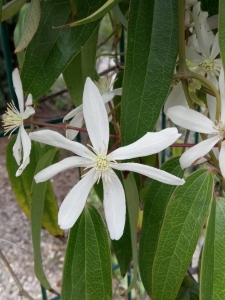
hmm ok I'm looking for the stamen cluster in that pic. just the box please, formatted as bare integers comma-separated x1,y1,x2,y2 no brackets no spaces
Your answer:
2,101,23,136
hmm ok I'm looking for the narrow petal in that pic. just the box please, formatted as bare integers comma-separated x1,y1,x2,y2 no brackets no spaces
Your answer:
206,74,218,122
83,78,109,156
12,68,24,113
102,88,123,103
66,111,84,140
111,163,185,185
108,128,181,161
164,82,188,113
16,126,31,176
63,105,83,122
103,171,126,240
206,14,218,31
58,169,97,229
219,141,225,178
180,135,220,169
25,94,33,106
34,156,94,183
22,106,35,120
185,46,203,63
12,127,22,165
210,33,220,59
167,106,216,134
29,130,96,159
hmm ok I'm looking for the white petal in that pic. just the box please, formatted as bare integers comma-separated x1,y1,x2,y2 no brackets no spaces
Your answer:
66,111,84,140
164,82,188,114
206,14,218,31
111,163,185,185
83,78,109,156
16,126,31,176
58,169,97,229
180,135,220,169
206,74,218,122
210,33,220,60
29,130,96,159
12,68,24,113
22,106,35,120
185,46,203,63
102,88,123,103
13,127,22,165
63,105,83,122
103,171,126,240
219,141,225,178
25,94,33,106
108,128,181,161
167,106,216,134
34,156,94,183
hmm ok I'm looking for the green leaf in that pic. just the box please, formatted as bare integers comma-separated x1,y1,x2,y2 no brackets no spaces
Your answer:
219,0,225,69
63,26,98,107
61,205,112,300
139,156,184,296
176,274,199,300
21,0,106,99
15,0,41,53
200,198,225,299
152,169,214,300
58,0,122,28
31,148,60,290
1,0,26,22
112,4,128,29
201,0,218,16
0,0,2,22
121,0,178,145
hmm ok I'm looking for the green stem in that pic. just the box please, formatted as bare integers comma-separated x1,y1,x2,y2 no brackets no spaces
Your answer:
178,0,189,71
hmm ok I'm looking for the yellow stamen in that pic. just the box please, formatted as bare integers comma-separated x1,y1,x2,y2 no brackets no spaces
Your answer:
2,101,22,136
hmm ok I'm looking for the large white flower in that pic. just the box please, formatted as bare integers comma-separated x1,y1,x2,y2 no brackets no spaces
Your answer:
29,78,184,240
2,69,35,176
167,67,225,176
64,77,122,140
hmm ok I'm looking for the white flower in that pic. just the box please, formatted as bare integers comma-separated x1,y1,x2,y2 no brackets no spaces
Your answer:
167,67,225,176
2,69,35,176
64,77,122,140
29,78,184,240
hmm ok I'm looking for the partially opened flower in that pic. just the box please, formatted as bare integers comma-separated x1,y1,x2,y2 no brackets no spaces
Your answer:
29,78,184,240
64,76,122,140
167,67,225,176
2,69,35,176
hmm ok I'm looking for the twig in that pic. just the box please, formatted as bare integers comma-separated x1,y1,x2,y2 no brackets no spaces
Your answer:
0,250,35,300
39,89,68,103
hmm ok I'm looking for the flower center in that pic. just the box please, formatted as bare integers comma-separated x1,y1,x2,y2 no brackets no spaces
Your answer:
201,59,215,73
215,121,225,139
2,101,23,136
96,156,109,172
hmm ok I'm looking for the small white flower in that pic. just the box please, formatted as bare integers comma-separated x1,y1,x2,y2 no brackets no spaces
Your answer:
2,69,35,176
167,67,225,176
64,77,122,140
29,78,184,240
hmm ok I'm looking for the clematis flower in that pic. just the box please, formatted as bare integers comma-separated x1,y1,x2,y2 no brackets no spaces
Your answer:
2,69,35,176
63,77,122,140
29,78,184,240
167,67,225,176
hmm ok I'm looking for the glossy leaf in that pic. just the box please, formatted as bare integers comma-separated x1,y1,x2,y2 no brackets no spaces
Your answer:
61,205,112,300
21,0,106,99
15,0,41,53
121,0,178,145
1,0,26,22
63,26,98,107
31,148,60,290
152,169,214,300
139,156,184,296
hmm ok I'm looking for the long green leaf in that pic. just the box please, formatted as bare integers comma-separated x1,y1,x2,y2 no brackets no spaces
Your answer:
61,205,112,300
0,0,2,22
21,0,106,99
121,0,178,145
219,0,225,69
31,148,59,290
152,169,214,300
15,0,41,53
1,0,26,22
63,26,98,107
139,156,184,296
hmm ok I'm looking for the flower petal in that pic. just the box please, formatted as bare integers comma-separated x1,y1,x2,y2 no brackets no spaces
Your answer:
108,128,181,161
83,78,109,156
66,111,84,140
35,156,94,183
219,141,225,178
185,46,203,63
164,82,188,113
13,127,22,165
206,74,218,122
102,88,123,103
63,105,83,122
103,171,126,240
167,106,216,134
210,33,220,59
111,163,185,185
22,106,35,120
58,169,97,230
25,94,33,106
16,126,31,176
180,135,220,169
12,68,24,113
29,130,96,159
